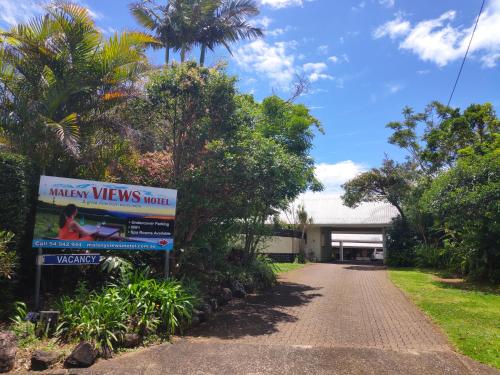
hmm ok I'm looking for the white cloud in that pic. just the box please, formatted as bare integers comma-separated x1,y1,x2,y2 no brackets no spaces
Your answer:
267,25,292,37
0,0,42,26
352,1,366,12
417,69,430,75
303,62,327,72
375,0,500,67
386,83,403,93
379,0,395,8
373,14,411,39
233,40,297,88
259,0,303,9
302,62,333,82
0,0,103,26
252,16,273,29
317,45,329,55
328,54,349,63
314,161,366,193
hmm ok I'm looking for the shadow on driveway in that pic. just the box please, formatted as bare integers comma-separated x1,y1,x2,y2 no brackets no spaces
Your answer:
187,282,322,340
343,265,387,271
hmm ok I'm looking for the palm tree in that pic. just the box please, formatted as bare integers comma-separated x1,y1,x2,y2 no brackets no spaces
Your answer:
0,2,156,171
130,0,186,64
130,0,263,66
196,0,263,66
297,203,313,240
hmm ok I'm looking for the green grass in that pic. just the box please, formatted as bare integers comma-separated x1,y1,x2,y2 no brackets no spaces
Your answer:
389,268,500,369
273,262,306,274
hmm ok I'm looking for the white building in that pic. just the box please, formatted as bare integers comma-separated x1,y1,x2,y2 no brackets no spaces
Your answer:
262,194,399,263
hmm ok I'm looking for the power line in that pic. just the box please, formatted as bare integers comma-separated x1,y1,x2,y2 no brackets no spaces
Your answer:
446,0,486,107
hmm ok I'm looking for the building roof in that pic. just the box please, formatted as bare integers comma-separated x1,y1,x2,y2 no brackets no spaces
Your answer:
332,241,383,248
332,234,383,242
296,193,399,226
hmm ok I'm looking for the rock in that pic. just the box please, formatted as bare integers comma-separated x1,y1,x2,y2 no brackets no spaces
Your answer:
31,350,60,371
230,280,247,298
191,315,200,327
209,298,218,312
0,331,17,373
45,369,68,375
121,333,141,348
64,342,97,368
243,282,256,294
198,304,213,323
217,288,232,305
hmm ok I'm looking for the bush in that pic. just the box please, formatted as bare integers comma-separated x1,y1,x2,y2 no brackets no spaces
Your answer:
386,217,418,267
414,244,446,269
56,273,196,357
9,302,38,347
422,147,500,282
0,152,33,249
0,230,15,279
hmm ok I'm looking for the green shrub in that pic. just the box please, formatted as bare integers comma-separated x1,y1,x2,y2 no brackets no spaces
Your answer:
10,302,38,347
0,152,33,248
386,217,418,267
249,255,277,289
414,244,445,269
422,146,500,282
56,272,196,357
0,230,15,279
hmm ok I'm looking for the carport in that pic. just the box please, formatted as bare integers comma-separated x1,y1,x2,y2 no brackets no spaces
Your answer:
300,195,399,263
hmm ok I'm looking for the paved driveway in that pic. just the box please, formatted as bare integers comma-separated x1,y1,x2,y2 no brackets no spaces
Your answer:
82,263,498,374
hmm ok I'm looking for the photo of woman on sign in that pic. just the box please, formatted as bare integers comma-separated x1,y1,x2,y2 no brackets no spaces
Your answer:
57,204,95,241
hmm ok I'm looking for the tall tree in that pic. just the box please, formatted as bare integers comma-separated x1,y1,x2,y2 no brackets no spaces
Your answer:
130,0,263,66
130,0,185,64
195,0,263,66
342,158,415,219
0,2,155,173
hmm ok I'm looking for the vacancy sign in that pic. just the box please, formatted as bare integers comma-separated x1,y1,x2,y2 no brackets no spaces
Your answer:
38,254,101,266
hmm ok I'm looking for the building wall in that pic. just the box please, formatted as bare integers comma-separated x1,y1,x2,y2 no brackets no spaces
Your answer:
261,236,303,254
305,226,322,261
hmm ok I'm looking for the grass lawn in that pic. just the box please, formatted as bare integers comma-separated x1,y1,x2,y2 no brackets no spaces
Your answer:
273,262,306,274
389,268,500,369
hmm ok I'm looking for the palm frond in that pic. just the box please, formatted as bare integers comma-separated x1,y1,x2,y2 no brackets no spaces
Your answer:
42,112,80,156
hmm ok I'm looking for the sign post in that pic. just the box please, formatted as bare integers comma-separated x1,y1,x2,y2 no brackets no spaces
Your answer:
34,248,42,310
164,250,169,279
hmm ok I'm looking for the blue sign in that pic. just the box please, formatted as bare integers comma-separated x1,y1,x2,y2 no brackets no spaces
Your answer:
39,254,101,266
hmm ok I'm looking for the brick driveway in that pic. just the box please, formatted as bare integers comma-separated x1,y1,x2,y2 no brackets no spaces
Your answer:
83,263,498,375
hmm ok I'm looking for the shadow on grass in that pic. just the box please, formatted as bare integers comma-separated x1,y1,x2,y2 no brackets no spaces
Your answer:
431,279,500,296
187,282,322,340
392,267,500,296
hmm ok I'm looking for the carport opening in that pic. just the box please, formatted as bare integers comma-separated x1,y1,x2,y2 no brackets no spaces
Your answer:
331,231,386,263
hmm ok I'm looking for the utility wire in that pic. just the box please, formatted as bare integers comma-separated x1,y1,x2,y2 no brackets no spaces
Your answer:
447,0,486,107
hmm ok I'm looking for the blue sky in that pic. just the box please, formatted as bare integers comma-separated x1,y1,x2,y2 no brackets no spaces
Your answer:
1,0,499,192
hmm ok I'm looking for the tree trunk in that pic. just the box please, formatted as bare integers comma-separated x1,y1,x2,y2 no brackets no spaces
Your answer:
199,44,206,66
165,46,170,65
180,46,186,62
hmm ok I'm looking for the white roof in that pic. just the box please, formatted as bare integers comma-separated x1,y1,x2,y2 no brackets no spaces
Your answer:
331,234,383,242
295,193,399,226
332,242,383,248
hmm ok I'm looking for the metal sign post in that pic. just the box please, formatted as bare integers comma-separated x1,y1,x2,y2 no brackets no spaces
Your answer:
34,248,43,311
164,250,169,279
34,252,101,310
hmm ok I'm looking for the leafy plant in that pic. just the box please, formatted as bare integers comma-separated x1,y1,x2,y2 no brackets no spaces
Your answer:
10,301,37,347
0,230,15,279
56,271,196,357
